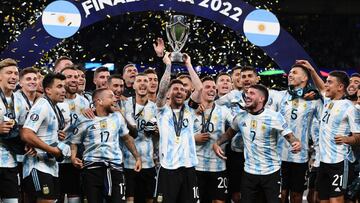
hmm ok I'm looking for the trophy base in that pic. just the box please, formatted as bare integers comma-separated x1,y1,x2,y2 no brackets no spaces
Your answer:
171,52,184,64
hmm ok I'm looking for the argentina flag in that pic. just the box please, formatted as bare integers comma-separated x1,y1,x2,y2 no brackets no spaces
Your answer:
243,9,280,47
42,0,81,39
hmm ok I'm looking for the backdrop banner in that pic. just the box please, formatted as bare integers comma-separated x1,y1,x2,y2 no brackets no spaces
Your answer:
0,0,316,71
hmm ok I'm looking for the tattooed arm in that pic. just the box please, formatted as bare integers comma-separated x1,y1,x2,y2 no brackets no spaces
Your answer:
156,52,172,108
284,132,301,153
212,128,237,160
122,134,142,171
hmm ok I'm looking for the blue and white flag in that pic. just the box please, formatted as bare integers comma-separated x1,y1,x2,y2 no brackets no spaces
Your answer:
42,0,81,39
243,9,280,47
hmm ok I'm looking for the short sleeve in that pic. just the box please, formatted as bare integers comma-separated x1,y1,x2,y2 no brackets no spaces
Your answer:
224,107,235,124
118,113,129,137
273,112,293,137
231,115,242,132
23,100,48,133
347,105,360,133
71,115,89,144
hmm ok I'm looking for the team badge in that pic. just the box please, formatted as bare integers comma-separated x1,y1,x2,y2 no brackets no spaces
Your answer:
262,125,266,131
292,99,299,107
157,194,163,202
328,102,334,110
251,120,257,129
100,120,107,129
42,185,50,195
69,103,75,111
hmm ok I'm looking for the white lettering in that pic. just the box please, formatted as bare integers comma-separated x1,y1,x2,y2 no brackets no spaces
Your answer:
178,0,194,4
82,0,94,17
92,0,100,11
113,0,126,5
98,0,113,9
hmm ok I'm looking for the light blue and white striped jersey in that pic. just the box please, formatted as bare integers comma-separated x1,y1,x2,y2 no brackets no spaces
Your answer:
0,93,25,168
216,89,284,111
319,99,360,164
59,94,90,143
310,118,320,168
23,97,63,177
217,89,285,152
216,89,245,152
267,89,286,112
122,98,157,169
157,104,198,169
14,91,33,126
72,112,129,165
194,104,234,172
231,108,292,175
277,93,322,163
14,91,34,163
57,94,89,164
216,89,245,111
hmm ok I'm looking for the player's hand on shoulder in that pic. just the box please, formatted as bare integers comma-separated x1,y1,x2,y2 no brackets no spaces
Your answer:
81,108,95,119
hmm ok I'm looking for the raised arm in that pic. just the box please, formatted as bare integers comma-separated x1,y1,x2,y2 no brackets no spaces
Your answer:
183,53,202,92
296,60,325,93
183,53,203,103
156,52,172,107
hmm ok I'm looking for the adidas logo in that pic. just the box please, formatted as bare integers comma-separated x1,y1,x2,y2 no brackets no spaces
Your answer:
334,187,341,192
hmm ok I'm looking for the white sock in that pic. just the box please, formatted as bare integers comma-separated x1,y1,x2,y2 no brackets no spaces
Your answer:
2,198,18,203
67,197,81,203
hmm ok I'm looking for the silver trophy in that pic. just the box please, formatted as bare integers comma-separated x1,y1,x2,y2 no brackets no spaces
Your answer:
166,15,190,63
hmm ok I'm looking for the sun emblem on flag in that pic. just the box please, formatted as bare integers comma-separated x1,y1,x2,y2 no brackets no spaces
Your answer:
58,15,66,24
258,24,266,32
243,9,280,46
42,0,81,39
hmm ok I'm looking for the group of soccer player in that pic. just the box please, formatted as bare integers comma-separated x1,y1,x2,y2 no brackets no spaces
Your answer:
0,39,360,203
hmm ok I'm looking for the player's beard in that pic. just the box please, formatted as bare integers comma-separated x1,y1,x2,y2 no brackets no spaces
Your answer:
106,104,115,114
65,85,78,95
185,90,191,100
245,100,258,111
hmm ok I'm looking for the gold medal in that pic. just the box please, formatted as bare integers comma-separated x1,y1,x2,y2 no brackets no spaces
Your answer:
8,119,15,127
175,136,180,144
